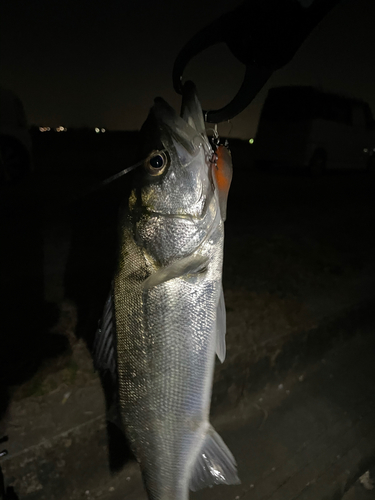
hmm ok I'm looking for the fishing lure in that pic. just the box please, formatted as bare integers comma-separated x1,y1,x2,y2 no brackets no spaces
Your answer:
209,126,233,221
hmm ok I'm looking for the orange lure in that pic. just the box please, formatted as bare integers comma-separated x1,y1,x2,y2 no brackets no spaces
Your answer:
212,144,233,221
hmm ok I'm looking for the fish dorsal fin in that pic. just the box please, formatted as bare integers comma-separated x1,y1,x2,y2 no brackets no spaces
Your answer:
93,290,124,431
93,291,117,379
212,145,233,221
143,254,209,291
189,424,240,491
216,286,226,363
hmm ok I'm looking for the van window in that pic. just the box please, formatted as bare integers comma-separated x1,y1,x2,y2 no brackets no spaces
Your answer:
261,90,313,122
14,96,28,128
351,105,366,128
261,88,353,126
363,104,374,129
315,96,351,125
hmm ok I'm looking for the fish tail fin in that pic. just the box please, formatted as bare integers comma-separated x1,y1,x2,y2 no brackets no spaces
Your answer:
189,424,240,492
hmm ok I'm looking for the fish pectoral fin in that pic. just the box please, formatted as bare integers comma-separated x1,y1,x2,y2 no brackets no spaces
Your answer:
189,425,240,492
216,286,226,363
143,254,209,291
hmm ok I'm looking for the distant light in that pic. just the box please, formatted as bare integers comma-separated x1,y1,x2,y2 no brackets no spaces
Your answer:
363,148,368,153
95,127,100,133
101,128,106,133
249,138,254,144
64,127,67,132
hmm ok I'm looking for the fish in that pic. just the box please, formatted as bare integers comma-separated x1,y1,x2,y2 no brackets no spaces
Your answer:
93,81,238,500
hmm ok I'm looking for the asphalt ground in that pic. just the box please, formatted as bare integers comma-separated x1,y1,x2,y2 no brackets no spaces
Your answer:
92,326,375,500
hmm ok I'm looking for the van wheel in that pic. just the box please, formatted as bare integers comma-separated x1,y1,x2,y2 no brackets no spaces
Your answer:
309,150,326,176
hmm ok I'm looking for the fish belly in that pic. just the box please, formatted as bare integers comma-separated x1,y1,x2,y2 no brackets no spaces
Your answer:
114,222,224,500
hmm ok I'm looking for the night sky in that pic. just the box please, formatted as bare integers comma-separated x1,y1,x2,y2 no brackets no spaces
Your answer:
1,0,374,139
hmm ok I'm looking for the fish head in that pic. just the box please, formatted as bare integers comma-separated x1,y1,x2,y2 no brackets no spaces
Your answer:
130,82,214,219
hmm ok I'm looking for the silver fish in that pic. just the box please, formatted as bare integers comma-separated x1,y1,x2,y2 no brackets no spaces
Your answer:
94,81,238,500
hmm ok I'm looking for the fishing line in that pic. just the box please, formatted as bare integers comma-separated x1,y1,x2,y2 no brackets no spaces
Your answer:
99,159,143,187
76,158,144,200
226,120,233,139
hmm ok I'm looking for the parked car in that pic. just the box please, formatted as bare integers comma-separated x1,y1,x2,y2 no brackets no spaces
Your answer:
253,86,375,174
0,86,32,184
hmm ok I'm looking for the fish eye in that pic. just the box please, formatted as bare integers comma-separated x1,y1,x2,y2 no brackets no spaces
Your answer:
144,150,168,176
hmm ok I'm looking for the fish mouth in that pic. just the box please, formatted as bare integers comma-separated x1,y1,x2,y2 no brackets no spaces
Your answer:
179,81,206,135
151,82,211,162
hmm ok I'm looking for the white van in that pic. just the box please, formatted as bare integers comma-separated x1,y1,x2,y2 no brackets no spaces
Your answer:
253,86,375,174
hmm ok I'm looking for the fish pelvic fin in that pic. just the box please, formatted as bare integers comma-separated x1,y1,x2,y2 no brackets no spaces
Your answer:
216,285,226,363
189,425,240,492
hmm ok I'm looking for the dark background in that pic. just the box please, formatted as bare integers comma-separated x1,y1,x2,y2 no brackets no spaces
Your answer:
1,0,375,138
